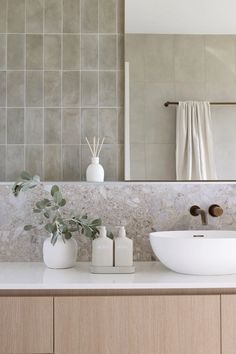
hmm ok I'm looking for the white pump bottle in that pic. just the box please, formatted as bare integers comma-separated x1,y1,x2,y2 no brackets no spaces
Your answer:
92,226,113,266
115,227,133,267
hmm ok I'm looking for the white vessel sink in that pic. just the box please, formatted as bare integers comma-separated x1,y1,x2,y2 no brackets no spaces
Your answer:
150,230,236,275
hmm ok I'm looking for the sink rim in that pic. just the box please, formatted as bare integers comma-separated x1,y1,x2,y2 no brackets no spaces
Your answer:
150,230,236,240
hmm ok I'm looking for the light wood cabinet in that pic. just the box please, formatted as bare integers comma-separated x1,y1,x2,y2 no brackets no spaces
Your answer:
222,295,236,354
55,295,220,354
3,293,236,354
0,297,53,354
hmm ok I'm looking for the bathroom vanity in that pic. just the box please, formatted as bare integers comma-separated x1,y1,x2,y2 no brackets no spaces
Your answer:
1,262,236,354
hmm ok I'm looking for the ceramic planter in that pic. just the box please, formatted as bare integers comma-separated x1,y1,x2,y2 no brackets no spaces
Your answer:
43,236,78,269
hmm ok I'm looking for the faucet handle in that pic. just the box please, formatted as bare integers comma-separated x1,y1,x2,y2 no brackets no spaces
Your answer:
209,204,223,217
190,205,201,216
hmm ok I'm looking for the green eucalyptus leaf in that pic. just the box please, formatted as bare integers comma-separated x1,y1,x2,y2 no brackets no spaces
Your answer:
83,225,92,238
107,231,114,240
53,191,63,204
52,215,58,223
35,202,42,209
45,223,54,233
20,171,32,180
12,184,22,196
32,175,40,183
43,198,51,206
33,208,41,213
56,217,63,224
20,186,28,192
91,218,102,226
51,232,58,246
59,198,66,207
51,206,59,211
64,231,72,240
61,224,68,232
44,211,50,219
24,225,33,231
51,185,59,197
28,184,38,190
36,200,47,210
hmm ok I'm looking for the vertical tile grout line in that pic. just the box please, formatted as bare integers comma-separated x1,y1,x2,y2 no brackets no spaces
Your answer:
42,0,45,180
204,36,207,101
98,0,100,151
79,0,82,180
116,0,119,180
60,0,63,181
5,0,8,181
24,0,26,172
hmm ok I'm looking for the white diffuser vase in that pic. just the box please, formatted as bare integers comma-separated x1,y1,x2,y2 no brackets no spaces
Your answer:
85,137,105,182
86,157,104,182
43,236,78,269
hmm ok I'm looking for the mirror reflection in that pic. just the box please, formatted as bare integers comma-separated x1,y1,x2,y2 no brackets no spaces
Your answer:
0,1,124,182
125,0,236,180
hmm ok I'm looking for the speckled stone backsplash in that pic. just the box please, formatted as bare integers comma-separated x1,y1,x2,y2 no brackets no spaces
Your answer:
0,182,236,261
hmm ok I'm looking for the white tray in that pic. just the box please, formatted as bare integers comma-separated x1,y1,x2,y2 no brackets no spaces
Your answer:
90,265,136,274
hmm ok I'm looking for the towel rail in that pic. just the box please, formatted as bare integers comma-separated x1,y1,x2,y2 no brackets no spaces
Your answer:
164,101,236,107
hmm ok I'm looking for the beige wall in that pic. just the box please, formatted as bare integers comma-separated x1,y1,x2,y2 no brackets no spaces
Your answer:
126,34,236,180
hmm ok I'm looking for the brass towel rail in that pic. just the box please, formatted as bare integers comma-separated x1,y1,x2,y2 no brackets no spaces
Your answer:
164,101,236,107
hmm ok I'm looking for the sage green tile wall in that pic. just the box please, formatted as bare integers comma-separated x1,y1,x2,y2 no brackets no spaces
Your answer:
0,0,124,181
126,34,236,180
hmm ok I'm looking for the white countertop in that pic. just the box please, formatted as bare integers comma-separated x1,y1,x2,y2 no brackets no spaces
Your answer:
1,262,236,290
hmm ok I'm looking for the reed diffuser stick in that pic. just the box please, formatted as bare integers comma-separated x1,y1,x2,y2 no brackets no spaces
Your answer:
85,137,95,157
93,136,95,156
95,137,100,156
97,137,105,157
85,137,105,158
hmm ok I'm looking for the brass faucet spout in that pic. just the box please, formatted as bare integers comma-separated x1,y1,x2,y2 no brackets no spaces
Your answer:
190,205,208,226
197,209,208,226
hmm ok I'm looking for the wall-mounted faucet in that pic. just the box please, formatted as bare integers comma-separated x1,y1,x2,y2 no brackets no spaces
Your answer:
190,204,224,226
190,205,208,225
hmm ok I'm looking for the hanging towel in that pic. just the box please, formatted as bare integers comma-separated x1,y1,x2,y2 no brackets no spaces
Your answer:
176,101,217,180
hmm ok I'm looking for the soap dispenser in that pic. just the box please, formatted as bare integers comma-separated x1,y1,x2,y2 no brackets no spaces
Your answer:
92,226,113,267
115,227,133,267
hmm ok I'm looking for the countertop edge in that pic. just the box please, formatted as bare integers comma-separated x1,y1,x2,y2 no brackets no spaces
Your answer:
1,262,236,293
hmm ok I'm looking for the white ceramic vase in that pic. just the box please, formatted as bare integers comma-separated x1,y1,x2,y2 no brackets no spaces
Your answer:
86,157,104,182
43,236,78,269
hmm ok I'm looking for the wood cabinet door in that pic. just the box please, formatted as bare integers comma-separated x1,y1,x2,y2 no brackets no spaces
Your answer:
221,295,236,354
55,295,220,354
0,297,53,354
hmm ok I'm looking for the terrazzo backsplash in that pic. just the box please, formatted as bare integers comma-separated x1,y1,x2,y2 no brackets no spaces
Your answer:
0,182,236,261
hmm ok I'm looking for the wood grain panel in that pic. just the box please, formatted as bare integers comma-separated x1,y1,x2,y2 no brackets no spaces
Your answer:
55,295,220,354
0,297,53,354
221,295,236,354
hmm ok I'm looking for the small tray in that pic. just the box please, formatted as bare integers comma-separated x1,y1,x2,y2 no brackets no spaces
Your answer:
90,265,136,274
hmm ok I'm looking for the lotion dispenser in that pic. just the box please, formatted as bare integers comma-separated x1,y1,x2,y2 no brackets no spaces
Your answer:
115,226,133,267
92,226,113,267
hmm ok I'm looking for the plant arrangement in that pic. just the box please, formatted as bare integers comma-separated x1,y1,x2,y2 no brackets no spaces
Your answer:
13,171,102,245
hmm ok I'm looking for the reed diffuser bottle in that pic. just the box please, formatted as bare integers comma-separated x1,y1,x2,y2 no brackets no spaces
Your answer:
86,137,105,182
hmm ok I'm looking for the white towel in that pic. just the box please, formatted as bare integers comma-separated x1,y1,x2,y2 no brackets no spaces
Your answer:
176,101,217,180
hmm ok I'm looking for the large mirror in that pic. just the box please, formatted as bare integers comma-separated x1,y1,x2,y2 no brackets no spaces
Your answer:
0,0,124,182
125,0,236,181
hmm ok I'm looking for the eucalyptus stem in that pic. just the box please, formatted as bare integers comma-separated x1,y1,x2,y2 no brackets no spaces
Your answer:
13,171,102,245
